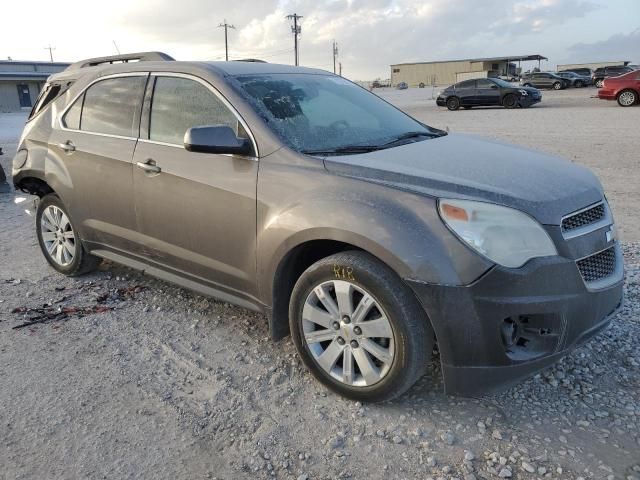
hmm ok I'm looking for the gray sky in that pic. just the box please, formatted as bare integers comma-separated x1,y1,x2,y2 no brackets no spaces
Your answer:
3,0,639,79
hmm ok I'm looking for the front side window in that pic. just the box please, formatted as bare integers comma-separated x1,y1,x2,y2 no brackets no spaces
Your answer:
149,76,239,145
73,76,146,137
476,79,495,88
233,73,441,153
456,80,475,89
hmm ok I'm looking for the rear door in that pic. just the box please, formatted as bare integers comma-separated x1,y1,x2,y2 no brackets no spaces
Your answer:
453,80,475,105
474,79,501,106
50,73,148,253
132,73,259,297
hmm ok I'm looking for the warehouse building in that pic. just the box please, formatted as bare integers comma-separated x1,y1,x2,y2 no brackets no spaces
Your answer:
557,60,630,72
390,54,547,87
0,60,69,112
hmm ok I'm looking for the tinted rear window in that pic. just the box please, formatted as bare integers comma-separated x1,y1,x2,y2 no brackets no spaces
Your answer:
28,83,66,120
80,76,147,137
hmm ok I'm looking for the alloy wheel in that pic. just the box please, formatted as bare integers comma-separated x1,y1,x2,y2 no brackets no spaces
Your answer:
40,205,76,267
301,280,395,387
618,91,636,106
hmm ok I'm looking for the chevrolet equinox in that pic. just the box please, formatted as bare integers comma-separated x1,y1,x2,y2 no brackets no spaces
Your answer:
13,52,624,402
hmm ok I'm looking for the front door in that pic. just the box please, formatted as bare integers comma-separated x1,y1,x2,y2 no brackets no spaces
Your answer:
17,84,31,107
132,74,258,298
474,79,501,106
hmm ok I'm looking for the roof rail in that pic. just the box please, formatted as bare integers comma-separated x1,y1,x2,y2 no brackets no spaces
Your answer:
233,58,267,63
66,51,175,71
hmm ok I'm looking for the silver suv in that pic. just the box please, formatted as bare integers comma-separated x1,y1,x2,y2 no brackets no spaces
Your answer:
13,52,623,402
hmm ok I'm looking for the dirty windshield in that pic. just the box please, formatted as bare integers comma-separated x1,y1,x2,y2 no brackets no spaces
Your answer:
234,73,444,155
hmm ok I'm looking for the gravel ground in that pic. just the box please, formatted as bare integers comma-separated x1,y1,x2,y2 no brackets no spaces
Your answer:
1,89,639,480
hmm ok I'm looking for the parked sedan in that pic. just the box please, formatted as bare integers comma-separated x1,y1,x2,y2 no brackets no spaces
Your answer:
597,70,640,107
521,72,570,90
557,71,591,88
436,78,541,110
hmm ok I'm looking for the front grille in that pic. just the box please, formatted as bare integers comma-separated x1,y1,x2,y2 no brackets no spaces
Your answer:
562,203,605,233
576,247,617,283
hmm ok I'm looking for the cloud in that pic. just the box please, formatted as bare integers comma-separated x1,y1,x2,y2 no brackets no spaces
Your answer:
566,28,640,64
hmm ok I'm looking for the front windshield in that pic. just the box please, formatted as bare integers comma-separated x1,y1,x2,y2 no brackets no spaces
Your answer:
232,73,441,153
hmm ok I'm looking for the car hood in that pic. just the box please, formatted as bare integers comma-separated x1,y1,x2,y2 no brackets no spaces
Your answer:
323,133,603,225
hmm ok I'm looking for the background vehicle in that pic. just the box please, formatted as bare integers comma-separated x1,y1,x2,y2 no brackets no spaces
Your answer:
436,78,541,110
557,71,591,88
598,70,640,106
396,81,408,90
12,52,623,402
592,66,634,88
559,68,592,78
520,72,570,90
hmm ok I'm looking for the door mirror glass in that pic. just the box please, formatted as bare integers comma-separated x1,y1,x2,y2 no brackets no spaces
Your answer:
184,125,253,156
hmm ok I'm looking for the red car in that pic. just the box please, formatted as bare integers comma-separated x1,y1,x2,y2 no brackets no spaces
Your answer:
598,70,640,107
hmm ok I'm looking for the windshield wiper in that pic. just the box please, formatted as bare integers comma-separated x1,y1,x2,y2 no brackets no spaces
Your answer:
301,144,385,156
379,130,444,147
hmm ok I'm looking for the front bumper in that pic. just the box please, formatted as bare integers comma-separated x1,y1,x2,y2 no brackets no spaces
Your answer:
407,249,623,396
598,89,616,100
436,96,446,107
519,95,541,106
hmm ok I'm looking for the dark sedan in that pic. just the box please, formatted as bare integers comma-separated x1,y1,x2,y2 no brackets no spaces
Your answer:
557,71,591,87
436,78,541,110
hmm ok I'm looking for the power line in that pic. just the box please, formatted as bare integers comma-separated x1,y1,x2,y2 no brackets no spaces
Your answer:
44,44,56,62
285,13,303,66
218,19,236,61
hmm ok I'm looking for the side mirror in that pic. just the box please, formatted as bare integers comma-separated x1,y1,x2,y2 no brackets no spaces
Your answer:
184,125,253,156
491,85,498,89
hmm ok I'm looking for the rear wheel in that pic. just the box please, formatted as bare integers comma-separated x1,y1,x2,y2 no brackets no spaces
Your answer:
446,97,460,111
36,194,100,276
289,251,432,402
502,93,517,108
595,78,604,88
575,80,584,88
617,89,638,107
553,82,562,90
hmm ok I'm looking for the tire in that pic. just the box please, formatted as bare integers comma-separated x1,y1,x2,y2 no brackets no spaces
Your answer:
289,251,433,402
502,93,517,108
595,79,604,88
575,80,583,88
446,97,460,111
419,82,425,88
36,193,100,276
617,89,638,107
553,82,562,90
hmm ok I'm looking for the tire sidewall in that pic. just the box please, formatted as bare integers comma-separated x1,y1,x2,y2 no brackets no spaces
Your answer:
289,252,430,402
36,194,85,275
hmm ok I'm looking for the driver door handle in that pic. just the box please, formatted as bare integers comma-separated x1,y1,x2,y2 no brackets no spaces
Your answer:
58,141,75,152
136,159,161,174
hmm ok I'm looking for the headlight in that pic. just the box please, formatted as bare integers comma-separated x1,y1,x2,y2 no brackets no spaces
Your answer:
438,199,557,268
13,149,28,169
518,89,528,96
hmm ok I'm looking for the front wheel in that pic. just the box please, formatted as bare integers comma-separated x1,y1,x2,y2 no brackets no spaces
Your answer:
595,79,604,88
553,82,562,90
36,194,100,276
289,251,432,402
446,97,460,111
617,89,638,107
502,93,517,108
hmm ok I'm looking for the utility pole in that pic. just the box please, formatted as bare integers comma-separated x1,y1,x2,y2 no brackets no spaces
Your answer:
44,45,55,62
286,13,303,66
332,40,338,74
339,62,342,77
218,20,236,61
113,40,121,55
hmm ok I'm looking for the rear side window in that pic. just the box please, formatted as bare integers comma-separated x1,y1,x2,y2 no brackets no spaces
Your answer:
64,76,146,137
476,79,494,88
456,80,475,89
28,83,65,120
149,76,239,145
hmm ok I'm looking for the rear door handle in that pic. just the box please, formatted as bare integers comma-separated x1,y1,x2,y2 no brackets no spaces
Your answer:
58,141,75,152
136,159,161,174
